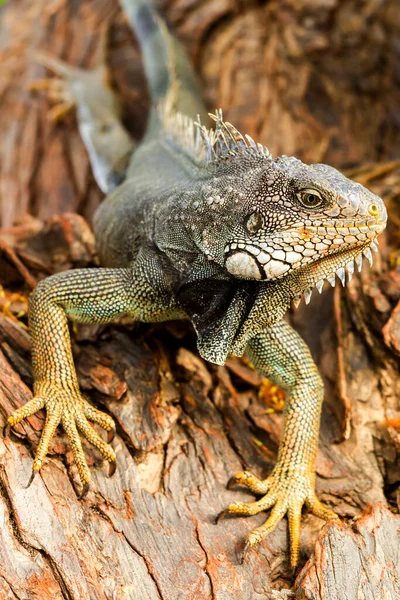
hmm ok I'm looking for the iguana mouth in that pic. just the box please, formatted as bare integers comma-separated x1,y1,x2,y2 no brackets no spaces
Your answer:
224,216,385,283
224,238,380,283
291,240,379,307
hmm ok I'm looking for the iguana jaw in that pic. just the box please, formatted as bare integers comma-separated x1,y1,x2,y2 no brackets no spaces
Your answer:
290,240,380,307
223,218,385,282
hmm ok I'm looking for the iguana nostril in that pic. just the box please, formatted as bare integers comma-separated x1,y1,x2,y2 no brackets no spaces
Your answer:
369,204,379,218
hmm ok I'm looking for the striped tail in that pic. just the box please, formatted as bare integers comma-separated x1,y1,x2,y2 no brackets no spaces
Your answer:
120,0,207,122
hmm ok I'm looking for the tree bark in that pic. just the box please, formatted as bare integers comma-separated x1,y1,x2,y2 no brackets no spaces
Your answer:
1,1,400,598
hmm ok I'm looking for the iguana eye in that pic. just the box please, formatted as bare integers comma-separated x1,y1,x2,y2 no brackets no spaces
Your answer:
246,212,264,233
296,189,324,208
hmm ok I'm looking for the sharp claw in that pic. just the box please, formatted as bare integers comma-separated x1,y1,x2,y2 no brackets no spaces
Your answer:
215,508,230,524
25,469,37,489
79,482,90,499
3,422,11,439
240,541,251,564
107,426,116,443
291,565,299,586
227,476,237,490
4,420,26,440
108,460,116,477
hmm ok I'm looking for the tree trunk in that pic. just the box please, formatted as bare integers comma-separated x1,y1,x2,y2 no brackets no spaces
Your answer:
0,1,400,598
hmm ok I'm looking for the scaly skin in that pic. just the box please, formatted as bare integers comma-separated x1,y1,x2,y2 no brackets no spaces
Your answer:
218,321,338,568
9,0,387,571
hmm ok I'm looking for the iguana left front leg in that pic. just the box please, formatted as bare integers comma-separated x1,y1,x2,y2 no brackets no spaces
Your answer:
218,320,338,569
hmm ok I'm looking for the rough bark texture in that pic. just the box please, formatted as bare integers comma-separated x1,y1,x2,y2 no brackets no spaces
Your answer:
1,0,400,598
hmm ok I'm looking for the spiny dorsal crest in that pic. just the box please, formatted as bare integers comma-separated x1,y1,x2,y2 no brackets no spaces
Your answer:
160,104,272,166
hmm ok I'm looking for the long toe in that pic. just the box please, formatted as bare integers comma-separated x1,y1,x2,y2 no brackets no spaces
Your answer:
245,503,288,551
219,495,276,519
8,396,46,426
32,409,61,472
228,471,270,494
75,414,116,463
288,503,302,569
306,495,339,522
62,412,91,486
82,403,115,432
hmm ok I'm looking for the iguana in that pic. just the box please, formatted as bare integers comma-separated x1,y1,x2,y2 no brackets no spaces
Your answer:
9,0,386,571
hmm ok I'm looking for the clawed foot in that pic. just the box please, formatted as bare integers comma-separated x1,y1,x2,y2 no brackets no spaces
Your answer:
29,25,113,123
8,384,117,493
29,72,76,122
218,468,339,568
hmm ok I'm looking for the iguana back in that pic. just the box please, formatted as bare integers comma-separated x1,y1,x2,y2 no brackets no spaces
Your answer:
93,0,210,267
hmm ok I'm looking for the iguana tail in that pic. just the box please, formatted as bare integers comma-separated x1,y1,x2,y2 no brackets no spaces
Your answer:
120,0,207,122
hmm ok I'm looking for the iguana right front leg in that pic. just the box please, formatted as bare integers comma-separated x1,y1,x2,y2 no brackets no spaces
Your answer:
8,265,180,494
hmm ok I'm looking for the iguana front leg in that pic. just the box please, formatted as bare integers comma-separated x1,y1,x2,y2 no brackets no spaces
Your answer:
218,320,338,569
8,266,179,494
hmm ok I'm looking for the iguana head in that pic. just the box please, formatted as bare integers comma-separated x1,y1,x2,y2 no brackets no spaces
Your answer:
189,113,386,302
